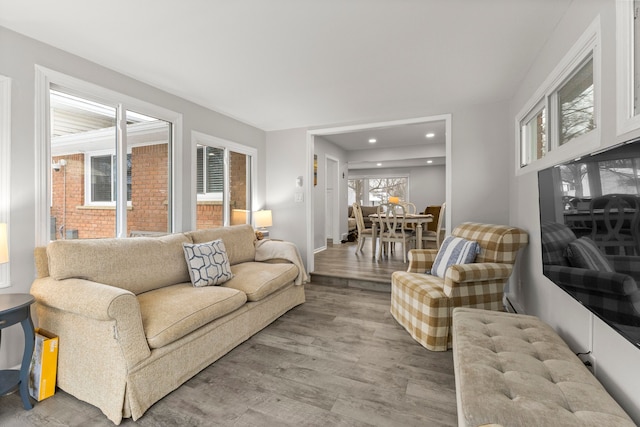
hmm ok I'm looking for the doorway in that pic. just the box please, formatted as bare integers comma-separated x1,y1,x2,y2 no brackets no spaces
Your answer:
306,114,452,273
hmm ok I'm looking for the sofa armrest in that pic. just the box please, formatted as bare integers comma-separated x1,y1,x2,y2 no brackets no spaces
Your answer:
31,277,151,369
407,249,438,273
543,265,637,296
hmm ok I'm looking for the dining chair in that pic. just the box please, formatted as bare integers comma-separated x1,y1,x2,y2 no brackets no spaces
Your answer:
377,203,411,262
352,203,373,253
419,202,446,249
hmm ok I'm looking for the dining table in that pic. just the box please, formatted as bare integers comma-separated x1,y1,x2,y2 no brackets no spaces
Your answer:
368,213,433,259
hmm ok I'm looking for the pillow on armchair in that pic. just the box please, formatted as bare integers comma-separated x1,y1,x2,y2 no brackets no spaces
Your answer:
430,236,480,278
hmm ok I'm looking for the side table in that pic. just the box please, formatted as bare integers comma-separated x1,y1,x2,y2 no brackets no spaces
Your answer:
0,293,35,409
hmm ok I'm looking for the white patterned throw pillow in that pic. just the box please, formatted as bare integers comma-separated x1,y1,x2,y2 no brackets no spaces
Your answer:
183,239,234,287
430,236,480,278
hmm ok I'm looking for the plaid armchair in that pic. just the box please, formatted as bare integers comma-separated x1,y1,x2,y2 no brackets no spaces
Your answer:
391,222,528,351
541,221,640,327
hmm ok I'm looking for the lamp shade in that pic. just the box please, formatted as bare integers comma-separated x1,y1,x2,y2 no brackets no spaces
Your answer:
255,210,273,229
0,223,7,264
388,196,400,204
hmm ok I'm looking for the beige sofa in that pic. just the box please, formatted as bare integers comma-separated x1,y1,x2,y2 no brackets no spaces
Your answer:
30,224,306,425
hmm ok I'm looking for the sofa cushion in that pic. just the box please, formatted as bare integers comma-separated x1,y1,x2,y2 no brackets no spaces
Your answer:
138,283,247,349
185,224,256,265
183,240,234,287
431,236,480,278
223,262,298,301
566,236,614,272
47,233,191,295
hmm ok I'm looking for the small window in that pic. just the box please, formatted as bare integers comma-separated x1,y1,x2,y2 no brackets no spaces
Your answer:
558,58,594,146
520,103,546,167
88,153,131,204
516,17,599,173
196,145,223,200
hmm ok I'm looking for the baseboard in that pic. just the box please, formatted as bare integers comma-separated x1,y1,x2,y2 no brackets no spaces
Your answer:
314,245,327,254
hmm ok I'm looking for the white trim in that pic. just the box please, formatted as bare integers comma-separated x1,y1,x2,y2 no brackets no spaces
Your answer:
515,16,601,176
307,114,453,271
34,66,182,242
191,131,258,229
325,154,341,243
0,76,11,288
616,0,640,135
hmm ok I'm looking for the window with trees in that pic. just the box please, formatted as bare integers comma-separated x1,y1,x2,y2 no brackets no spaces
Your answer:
348,176,408,206
517,18,600,171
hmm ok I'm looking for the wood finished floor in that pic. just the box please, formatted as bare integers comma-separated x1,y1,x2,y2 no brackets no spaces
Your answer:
0,245,456,426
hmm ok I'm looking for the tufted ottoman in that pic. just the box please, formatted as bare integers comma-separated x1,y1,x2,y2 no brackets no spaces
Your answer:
452,307,635,427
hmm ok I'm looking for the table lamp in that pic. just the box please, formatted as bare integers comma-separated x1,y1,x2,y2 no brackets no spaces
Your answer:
254,210,273,231
0,223,7,265
388,196,400,204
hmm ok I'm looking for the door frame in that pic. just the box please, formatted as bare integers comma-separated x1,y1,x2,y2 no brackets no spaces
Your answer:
306,114,452,272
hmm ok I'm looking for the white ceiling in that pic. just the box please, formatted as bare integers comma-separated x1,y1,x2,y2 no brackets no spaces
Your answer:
0,0,572,134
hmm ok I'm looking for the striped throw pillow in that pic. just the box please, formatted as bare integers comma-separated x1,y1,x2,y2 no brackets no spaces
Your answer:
566,237,614,272
430,236,480,278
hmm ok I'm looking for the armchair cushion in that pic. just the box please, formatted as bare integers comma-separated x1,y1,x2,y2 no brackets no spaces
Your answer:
430,236,480,278
566,236,614,272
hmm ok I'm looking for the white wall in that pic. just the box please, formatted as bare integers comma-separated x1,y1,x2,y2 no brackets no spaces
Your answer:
265,128,310,263
0,27,266,369
508,1,640,421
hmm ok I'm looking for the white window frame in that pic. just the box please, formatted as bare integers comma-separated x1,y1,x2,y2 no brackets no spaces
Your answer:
516,17,601,175
35,66,183,243
191,131,258,228
519,99,547,167
0,75,10,288
616,0,640,135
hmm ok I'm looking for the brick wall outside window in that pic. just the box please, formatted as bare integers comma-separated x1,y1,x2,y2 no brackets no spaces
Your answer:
51,143,169,239
51,144,249,238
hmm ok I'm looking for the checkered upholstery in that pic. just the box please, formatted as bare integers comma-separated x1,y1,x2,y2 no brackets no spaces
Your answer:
391,222,528,351
541,221,640,326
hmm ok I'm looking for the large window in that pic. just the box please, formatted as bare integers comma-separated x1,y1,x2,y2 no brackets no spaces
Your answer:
348,176,408,206
38,69,179,242
193,133,256,230
517,18,600,172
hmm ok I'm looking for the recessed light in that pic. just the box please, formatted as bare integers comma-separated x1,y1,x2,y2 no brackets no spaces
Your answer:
427,160,433,164
426,133,435,138
376,163,382,167
369,138,377,143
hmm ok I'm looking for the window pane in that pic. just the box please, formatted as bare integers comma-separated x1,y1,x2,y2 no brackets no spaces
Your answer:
50,86,117,239
558,58,594,146
206,147,224,193
521,107,546,167
126,110,171,236
368,177,407,205
91,155,112,202
229,151,251,225
348,179,364,205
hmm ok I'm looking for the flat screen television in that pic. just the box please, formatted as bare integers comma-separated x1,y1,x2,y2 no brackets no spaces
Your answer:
538,137,640,348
